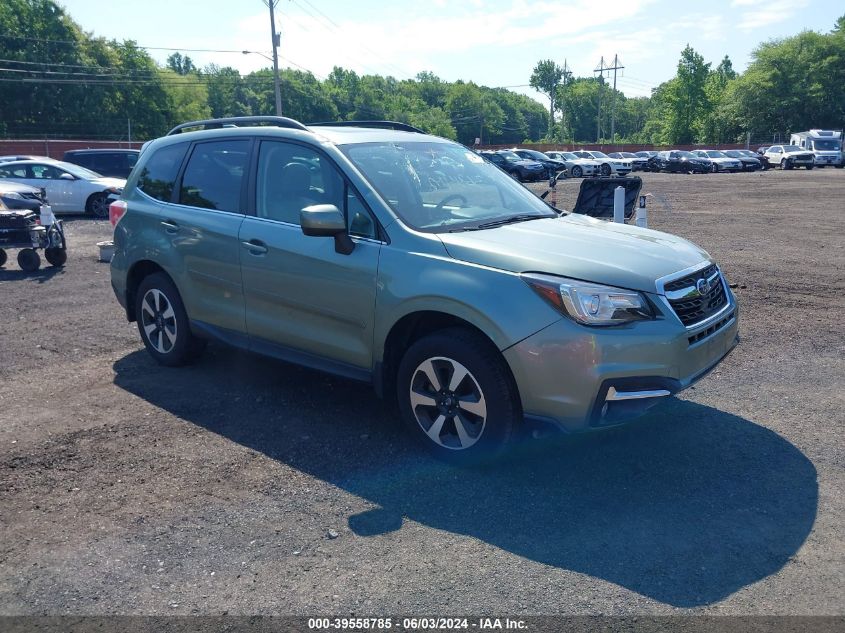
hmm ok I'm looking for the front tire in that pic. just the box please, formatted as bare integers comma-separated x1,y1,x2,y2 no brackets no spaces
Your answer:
600,163,611,177
396,328,519,463
0,249,6,267
711,163,719,173
571,165,583,178
45,247,67,267
86,192,110,219
135,273,206,366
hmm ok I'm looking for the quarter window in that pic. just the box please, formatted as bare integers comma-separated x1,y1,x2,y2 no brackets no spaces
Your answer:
179,140,250,212
137,142,189,202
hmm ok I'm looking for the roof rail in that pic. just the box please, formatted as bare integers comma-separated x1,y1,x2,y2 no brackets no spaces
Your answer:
308,120,425,134
166,116,309,136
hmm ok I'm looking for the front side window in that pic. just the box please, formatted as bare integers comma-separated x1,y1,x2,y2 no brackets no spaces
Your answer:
256,141,377,239
341,140,555,232
137,142,189,202
179,140,249,212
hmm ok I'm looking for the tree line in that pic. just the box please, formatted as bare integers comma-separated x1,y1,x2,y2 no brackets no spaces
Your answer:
1,1,843,146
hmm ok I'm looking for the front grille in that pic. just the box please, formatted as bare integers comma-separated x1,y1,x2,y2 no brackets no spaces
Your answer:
665,265,729,326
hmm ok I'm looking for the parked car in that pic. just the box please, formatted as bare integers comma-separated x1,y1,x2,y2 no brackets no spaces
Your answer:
634,151,659,171
690,150,743,173
0,159,125,217
572,151,632,176
608,151,648,171
763,145,815,170
511,149,566,179
110,116,739,462
63,148,140,179
723,149,764,171
478,150,546,182
0,181,47,212
545,151,600,178
651,151,711,174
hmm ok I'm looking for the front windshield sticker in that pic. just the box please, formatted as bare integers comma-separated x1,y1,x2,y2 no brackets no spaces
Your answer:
465,152,483,164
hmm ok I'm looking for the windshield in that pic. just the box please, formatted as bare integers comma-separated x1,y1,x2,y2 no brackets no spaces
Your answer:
521,149,549,160
342,141,556,233
677,151,696,158
812,139,840,151
619,152,637,158
590,151,609,159
783,145,802,152
55,160,103,179
706,151,727,158
561,152,579,160
497,151,523,163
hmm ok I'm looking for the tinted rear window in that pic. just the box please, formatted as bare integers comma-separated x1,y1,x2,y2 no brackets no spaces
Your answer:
137,143,189,202
179,140,250,212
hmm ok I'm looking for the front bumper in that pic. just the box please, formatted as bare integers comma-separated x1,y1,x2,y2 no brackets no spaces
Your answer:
504,292,739,432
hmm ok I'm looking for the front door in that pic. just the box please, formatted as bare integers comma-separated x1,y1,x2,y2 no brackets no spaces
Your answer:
239,140,381,372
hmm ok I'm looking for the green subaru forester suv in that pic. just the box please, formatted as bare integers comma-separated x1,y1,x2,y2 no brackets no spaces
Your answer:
111,117,738,461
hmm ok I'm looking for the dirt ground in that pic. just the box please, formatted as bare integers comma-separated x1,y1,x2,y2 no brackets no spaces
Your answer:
0,169,843,616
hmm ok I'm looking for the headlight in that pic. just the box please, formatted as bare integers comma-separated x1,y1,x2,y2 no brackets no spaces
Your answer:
522,273,653,326
2,192,23,199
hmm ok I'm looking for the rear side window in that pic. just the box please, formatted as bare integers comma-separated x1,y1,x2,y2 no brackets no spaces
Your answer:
179,140,250,212
137,143,189,202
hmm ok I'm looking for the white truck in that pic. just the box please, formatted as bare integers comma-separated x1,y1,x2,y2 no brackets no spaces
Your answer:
789,130,843,168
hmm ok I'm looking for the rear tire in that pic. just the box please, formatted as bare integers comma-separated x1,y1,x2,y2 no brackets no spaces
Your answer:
135,272,206,366
806,165,814,170
0,249,6,267
17,248,40,272
396,327,520,463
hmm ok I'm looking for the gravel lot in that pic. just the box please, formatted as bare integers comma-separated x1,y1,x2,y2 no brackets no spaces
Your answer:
0,169,843,616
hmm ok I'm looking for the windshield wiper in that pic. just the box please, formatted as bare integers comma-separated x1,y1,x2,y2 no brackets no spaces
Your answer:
476,214,549,229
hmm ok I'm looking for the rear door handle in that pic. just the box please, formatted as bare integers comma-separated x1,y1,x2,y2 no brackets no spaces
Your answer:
160,220,180,234
241,239,268,255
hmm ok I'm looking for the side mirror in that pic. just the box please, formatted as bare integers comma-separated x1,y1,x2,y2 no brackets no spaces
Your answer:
300,204,354,255
59,173,76,180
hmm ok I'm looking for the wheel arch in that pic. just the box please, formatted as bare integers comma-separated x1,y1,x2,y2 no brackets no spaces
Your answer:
377,309,521,413
125,260,170,322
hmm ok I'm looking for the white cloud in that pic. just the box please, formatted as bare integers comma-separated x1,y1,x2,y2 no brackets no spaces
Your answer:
229,0,660,80
737,0,809,30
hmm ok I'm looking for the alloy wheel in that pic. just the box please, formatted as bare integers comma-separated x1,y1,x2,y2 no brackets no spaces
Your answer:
408,356,487,450
141,288,178,354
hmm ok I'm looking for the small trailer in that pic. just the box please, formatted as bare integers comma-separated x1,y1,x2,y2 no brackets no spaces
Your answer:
0,207,67,272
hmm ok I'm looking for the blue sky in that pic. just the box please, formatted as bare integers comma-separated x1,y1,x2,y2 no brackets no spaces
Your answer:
60,0,843,102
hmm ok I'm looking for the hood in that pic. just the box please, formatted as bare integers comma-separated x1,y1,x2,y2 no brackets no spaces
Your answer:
438,214,710,294
92,177,126,189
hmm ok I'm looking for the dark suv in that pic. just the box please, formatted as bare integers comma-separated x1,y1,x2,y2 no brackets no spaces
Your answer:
63,149,140,179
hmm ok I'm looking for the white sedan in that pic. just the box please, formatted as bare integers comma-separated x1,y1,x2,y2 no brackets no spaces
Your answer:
572,151,632,176
690,150,743,172
546,151,601,178
0,160,125,217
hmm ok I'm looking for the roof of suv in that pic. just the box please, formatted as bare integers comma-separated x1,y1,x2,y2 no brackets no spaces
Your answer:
65,149,139,155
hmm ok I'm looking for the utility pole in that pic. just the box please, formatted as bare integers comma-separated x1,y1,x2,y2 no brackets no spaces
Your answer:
560,59,571,142
267,0,282,116
608,54,624,145
594,57,605,143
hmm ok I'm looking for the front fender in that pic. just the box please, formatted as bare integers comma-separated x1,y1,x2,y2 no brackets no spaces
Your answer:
373,245,561,363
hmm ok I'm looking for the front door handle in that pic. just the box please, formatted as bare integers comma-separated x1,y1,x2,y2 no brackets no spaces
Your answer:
241,239,268,255
160,220,180,234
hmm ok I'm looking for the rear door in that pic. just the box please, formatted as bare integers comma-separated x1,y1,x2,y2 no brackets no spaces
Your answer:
239,139,381,372
161,139,251,336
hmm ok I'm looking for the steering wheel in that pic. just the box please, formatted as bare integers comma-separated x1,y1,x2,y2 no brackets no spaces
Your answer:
434,193,468,211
